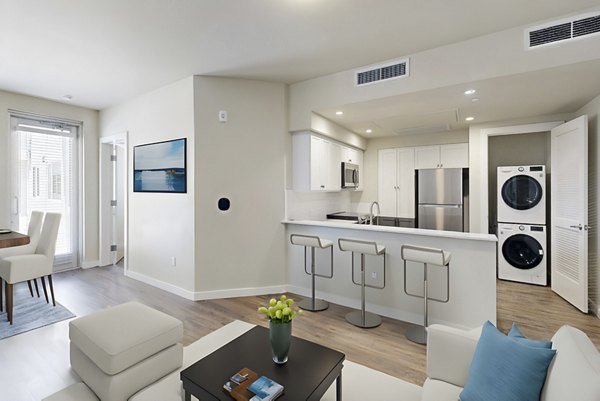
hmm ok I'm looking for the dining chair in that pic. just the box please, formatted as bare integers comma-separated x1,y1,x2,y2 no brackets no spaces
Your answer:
0,212,61,325
0,211,44,301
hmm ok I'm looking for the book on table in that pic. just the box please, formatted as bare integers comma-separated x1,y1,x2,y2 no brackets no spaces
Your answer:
223,368,283,401
247,376,284,401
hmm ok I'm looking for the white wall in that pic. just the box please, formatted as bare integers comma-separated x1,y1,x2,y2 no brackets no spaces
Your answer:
468,113,573,233
576,93,600,315
99,77,196,296
356,130,468,205
193,77,287,294
0,90,99,266
289,7,600,132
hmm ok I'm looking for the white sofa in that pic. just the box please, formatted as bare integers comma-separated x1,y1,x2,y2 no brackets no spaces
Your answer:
46,319,600,401
133,321,600,401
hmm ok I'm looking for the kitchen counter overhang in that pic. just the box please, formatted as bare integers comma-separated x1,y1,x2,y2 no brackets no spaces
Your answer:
283,219,497,329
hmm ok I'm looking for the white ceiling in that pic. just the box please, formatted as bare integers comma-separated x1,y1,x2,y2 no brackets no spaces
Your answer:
317,59,600,137
1,0,600,110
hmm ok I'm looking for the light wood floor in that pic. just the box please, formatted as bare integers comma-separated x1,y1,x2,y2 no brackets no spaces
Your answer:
51,265,600,387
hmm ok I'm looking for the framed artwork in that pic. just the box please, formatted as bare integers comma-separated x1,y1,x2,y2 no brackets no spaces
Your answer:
133,138,187,193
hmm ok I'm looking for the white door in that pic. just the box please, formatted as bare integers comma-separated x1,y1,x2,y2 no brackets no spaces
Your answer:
10,115,79,270
397,148,416,218
551,115,588,312
415,145,440,169
310,136,324,190
327,142,341,190
378,149,398,216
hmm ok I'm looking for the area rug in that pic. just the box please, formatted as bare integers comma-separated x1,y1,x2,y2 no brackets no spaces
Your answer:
0,282,75,339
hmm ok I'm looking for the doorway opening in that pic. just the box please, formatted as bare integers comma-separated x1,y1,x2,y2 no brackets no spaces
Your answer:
99,133,128,271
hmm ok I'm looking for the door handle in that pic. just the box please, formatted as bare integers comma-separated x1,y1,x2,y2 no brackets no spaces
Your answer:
570,224,583,230
585,225,592,230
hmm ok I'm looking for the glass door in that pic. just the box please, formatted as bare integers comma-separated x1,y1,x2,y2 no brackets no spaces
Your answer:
10,115,79,270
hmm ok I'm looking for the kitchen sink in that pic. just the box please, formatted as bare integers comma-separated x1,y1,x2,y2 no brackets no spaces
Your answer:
358,216,415,228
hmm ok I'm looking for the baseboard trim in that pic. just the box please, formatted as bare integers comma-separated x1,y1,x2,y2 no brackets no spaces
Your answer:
193,285,289,301
126,270,197,300
80,260,99,269
126,270,289,301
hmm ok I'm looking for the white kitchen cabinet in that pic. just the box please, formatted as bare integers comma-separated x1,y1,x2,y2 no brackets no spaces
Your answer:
415,143,468,169
293,132,344,192
341,146,360,164
378,147,415,218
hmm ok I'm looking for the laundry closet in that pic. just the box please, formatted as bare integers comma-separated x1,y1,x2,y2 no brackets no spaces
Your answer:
488,131,551,286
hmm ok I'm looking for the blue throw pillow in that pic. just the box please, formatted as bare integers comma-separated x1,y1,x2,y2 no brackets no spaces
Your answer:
508,323,553,349
459,321,556,401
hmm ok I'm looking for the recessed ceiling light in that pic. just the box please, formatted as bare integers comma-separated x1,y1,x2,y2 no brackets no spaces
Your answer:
335,111,344,115
365,129,372,134
471,98,480,102
465,116,475,121
62,94,73,100
464,89,476,95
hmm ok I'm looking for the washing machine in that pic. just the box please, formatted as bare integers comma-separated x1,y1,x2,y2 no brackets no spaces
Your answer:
498,223,547,286
497,165,545,225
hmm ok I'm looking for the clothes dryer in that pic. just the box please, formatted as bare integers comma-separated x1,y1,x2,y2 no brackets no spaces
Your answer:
497,165,545,225
498,223,547,286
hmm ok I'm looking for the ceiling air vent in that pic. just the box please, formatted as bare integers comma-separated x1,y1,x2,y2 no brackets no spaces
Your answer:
573,14,600,38
356,58,409,86
527,12,600,48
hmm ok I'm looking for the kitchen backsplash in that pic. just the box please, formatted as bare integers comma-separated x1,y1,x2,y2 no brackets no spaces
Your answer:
286,190,353,220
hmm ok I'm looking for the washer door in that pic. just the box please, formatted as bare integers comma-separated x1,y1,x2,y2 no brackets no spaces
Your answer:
502,234,544,270
501,175,543,210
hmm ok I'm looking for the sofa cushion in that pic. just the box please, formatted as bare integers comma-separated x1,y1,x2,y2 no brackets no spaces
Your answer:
542,325,600,401
422,378,462,401
508,323,552,349
69,302,183,375
460,321,556,401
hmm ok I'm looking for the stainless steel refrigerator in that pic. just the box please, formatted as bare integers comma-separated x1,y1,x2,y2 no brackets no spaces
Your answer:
417,168,467,232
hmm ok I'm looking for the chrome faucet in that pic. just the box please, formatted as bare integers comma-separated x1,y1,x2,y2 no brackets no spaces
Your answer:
369,201,380,225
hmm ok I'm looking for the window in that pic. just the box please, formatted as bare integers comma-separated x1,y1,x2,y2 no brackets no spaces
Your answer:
10,114,79,269
32,166,40,197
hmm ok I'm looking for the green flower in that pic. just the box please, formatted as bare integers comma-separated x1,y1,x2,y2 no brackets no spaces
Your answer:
258,294,303,323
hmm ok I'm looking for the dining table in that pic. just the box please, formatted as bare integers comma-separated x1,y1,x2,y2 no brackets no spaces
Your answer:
0,231,30,248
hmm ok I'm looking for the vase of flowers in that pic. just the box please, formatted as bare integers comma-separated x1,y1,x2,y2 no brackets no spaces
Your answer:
258,294,302,364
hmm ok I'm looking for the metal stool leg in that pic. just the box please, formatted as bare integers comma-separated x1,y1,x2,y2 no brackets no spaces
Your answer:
345,253,381,328
406,263,428,344
298,246,329,311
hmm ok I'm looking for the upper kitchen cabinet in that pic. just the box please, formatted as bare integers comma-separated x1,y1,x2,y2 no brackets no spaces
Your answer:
415,143,469,169
378,147,415,218
293,132,355,192
341,146,359,164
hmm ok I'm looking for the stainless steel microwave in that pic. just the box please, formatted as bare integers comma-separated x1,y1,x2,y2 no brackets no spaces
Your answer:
341,162,359,188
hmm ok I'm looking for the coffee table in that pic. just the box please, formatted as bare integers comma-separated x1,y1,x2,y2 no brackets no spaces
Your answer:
180,325,345,401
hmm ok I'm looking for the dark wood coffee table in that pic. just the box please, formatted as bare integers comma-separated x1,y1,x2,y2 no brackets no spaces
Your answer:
180,325,345,401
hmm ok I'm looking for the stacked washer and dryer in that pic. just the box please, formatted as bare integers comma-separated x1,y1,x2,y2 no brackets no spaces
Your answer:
497,165,547,286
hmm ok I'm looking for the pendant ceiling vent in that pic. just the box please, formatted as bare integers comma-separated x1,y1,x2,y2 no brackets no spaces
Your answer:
355,58,409,86
527,12,600,48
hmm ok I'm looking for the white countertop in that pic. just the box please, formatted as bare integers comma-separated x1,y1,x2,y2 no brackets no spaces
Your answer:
283,219,497,242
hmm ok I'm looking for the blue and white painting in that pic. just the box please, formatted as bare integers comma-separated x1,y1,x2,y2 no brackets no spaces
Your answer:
134,138,186,193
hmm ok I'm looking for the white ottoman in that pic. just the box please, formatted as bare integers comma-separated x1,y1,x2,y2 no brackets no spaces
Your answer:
69,302,184,401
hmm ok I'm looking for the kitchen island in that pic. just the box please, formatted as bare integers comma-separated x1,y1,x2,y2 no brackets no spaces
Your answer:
284,220,497,329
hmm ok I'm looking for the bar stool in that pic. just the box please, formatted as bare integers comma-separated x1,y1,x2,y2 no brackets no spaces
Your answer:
401,244,451,345
338,238,386,328
290,234,334,311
